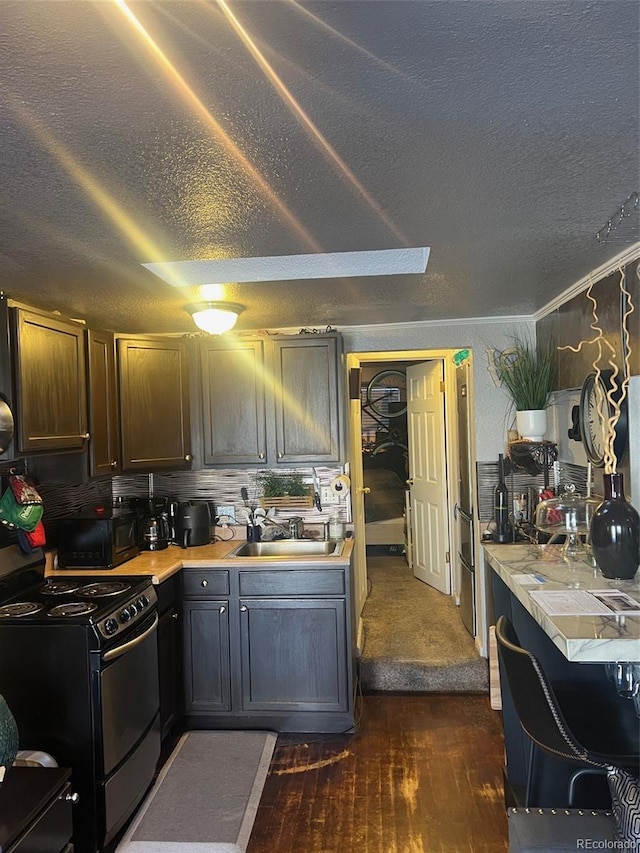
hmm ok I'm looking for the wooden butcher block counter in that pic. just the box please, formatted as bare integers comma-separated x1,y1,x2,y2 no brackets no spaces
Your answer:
46,537,354,584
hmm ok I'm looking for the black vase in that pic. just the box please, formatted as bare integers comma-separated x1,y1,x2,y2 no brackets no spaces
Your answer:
590,473,640,580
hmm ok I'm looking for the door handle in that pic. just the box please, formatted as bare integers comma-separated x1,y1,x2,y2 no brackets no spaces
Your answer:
359,487,371,494
102,613,158,662
406,478,414,486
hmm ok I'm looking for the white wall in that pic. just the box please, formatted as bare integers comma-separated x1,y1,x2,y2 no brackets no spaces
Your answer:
628,376,640,508
340,317,534,462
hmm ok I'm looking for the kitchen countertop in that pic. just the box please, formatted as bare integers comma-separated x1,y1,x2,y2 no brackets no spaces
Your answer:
483,542,640,664
46,538,354,585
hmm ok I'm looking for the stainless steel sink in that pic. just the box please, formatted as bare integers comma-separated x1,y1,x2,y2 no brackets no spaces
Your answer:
227,539,345,558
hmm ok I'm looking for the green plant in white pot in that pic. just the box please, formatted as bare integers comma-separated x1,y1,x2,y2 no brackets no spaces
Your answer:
492,335,554,441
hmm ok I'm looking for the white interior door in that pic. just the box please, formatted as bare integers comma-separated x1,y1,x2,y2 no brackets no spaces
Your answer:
407,361,451,594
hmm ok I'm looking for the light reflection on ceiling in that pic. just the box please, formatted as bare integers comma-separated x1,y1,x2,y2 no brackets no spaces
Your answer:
0,0,637,334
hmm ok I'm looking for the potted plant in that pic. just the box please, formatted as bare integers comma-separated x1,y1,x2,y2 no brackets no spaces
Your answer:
256,472,313,508
491,334,554,441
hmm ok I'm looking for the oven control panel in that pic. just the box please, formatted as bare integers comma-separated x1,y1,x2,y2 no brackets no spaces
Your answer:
97,587,157,641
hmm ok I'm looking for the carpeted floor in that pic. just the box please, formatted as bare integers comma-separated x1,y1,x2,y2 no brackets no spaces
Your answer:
360,556,489,693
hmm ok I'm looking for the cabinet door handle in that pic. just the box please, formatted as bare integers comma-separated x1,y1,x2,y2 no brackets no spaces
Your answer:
258,452,265,459
83,432,90,440
277,452,284,459
172,612,179,619
201,579,208,587
62,792,80,804
219,606,226,614
240,605,248,612
184,454,192,462
360,486,371,494
110,460,118,468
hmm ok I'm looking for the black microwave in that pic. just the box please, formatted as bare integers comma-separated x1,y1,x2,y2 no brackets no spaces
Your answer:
57,508,139,569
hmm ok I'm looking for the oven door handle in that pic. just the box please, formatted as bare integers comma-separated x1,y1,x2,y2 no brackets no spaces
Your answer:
102,613,159,662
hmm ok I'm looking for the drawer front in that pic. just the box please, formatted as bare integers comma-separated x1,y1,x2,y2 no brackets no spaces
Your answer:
182,570,229,597
10,782,73,853
239,570,345,597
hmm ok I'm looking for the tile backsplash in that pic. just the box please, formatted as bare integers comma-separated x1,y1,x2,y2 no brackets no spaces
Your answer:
37,466,351,543
476,459,589,521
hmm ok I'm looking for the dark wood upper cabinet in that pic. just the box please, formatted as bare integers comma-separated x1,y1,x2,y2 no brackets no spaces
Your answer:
199,333,342,466
118,336,192,472
86,329,121,476
12,308,88,453
200,338,267,466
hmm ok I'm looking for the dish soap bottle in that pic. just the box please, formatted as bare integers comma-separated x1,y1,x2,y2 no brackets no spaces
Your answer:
329,514,344,540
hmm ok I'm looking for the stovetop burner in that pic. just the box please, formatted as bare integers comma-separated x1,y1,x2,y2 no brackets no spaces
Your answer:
0,602,45,618
48,601,99,618
41,580,82,596
77,581,131,598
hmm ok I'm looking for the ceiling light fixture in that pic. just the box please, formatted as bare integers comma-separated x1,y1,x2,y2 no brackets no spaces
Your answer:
185,301,244,335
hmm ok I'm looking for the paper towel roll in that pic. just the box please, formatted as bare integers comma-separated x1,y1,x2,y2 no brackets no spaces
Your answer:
330,475,351,497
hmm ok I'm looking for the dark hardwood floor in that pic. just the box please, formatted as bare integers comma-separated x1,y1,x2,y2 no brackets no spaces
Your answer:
248,694,508,853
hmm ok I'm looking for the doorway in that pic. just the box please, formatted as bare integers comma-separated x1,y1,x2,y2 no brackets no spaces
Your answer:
359,360,414,555
347,348,472,634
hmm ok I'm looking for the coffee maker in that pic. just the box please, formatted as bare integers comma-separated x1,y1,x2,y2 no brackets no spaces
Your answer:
133,497,171,551
141,512,170,551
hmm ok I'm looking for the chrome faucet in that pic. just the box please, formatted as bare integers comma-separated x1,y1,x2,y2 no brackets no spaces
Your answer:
262,515,304,539
288,516,304,539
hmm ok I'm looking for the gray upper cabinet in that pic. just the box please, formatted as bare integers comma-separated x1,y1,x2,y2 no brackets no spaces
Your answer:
200,338,267,466
86,329,121,476
272,335,341,463
118,336,192,472
12,308,88,453
199,333,342,466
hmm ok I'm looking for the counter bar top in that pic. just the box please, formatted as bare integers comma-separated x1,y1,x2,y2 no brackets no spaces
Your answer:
46,538,354,585
483,542,640,663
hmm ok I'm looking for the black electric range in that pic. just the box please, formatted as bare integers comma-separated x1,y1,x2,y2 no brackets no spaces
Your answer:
0,543,161,853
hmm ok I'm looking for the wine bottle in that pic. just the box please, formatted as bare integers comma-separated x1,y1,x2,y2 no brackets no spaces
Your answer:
493,453,511,543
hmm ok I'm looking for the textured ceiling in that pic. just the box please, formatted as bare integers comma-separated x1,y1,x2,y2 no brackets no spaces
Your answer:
0,0,638,334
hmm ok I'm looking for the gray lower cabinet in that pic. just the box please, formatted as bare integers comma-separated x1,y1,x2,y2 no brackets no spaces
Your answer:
239,598,347,712
182,599,231,712
181,561,355,732
182,569,231,713
156,575,183,742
